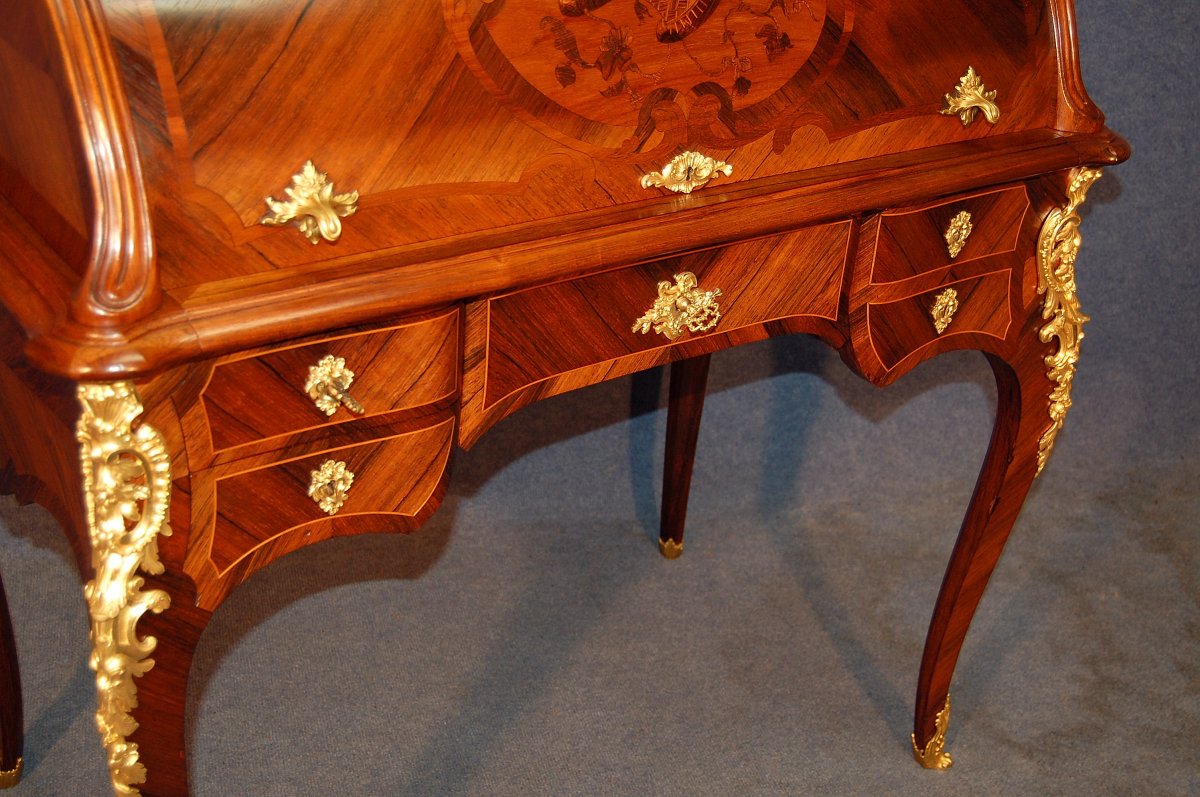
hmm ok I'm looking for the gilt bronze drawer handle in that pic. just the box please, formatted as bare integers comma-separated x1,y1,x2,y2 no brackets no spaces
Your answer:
941,67,999,126
640,151,732,194
632,271,722,340
930,287,960,335
261,161,359,244
309,460,354,515
305,355,365,416
944,210,973,259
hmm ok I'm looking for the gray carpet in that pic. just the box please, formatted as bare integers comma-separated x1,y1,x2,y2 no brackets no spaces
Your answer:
2,4,1197,795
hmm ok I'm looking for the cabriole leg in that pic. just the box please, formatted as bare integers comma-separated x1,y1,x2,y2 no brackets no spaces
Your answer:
912,167,1102,768
912,348,1043,769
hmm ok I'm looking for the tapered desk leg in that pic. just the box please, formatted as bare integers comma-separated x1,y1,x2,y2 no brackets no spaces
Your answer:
0,572,22,788
659,354,711,559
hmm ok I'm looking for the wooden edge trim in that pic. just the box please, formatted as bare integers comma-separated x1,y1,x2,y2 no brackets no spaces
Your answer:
20,129,1128,380
1048,0,1104,133
47,0,158,326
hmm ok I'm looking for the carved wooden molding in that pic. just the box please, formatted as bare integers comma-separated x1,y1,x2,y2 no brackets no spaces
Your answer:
48,0,158,325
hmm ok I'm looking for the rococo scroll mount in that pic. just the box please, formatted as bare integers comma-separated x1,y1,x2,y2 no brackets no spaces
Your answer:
77,382,173,796
632,271,722,340
260,161,358,244
941,66,1000,126
1035,167,1102,475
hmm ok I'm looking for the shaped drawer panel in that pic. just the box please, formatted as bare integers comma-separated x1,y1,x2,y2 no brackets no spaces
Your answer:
460,222,852,445
206,418,455,578
865,271,1012,374
867,186,1030,284
202,310,458,453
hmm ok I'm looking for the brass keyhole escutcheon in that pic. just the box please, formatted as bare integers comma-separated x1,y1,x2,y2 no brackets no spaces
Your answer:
305,355,365,417
930,288,960,335
944,211,973,259
640,151,732,194
309,460,354,515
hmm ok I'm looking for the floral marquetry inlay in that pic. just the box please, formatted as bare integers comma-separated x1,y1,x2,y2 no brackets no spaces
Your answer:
446,0,847,150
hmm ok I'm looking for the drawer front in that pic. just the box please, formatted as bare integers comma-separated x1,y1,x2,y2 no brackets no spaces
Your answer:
865,271,1012,373
461,222,851,443
867,186,1030,284
202,310,458,452
205,418,455,578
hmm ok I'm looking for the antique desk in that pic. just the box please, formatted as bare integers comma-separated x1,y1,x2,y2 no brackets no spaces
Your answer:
0,0,1126,794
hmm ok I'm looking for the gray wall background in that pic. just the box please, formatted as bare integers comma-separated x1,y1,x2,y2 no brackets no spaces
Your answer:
1,2,1196,794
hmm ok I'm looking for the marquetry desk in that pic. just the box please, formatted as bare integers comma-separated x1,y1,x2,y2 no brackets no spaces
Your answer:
0,0,1126,794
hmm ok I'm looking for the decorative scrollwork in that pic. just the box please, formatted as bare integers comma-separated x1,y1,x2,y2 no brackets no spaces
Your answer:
941,67,1000,126
304,355,365,416
640,151,732,194
930,288,960,335
309,460,355,515
911,694,953,770
77,382,173,796
944,210,973,259
1035,167,1102,476
632,271,722,340
260,161,359,244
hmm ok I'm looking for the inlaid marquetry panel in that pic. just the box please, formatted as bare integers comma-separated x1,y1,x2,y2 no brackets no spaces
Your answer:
123,0,1082,274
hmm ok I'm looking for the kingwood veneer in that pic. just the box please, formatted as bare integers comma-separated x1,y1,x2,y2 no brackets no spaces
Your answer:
0,0,1127,794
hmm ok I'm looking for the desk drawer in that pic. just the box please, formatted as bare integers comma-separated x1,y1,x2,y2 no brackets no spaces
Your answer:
202,310,458,453
866,186,1030,284
204,418,455,578
460,222,851,445
865,271,1012,373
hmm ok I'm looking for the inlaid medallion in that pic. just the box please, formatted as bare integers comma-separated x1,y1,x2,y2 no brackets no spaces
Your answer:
446,0,851,153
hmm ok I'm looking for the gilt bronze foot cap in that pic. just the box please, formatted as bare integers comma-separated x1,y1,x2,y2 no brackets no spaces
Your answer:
911,694,953,770
658,538,684,559
0,758,23,789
